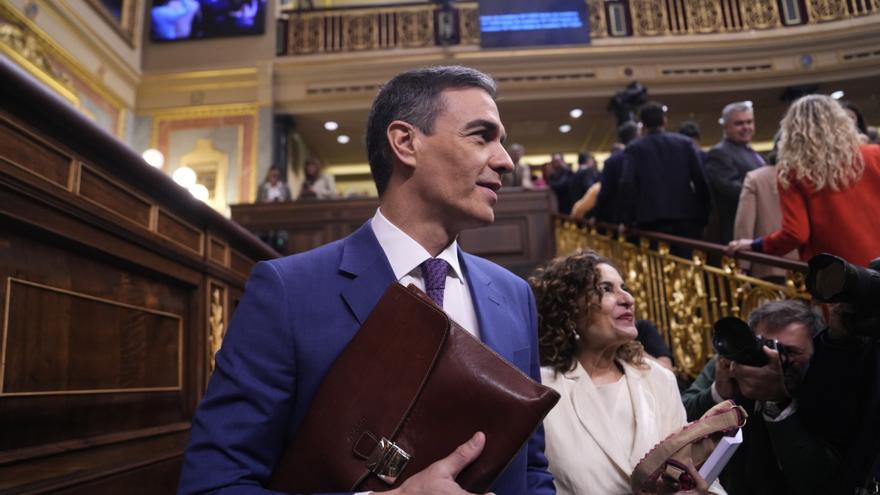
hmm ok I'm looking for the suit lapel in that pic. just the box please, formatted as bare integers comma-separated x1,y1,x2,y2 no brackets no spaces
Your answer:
623,363,658,467
339,221,396,324
568,363,634,475
459,251,515,363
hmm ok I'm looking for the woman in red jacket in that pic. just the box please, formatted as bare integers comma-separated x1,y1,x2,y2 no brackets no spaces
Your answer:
728,94,880,268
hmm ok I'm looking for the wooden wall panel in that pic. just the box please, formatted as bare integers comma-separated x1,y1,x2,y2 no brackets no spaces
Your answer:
2,279,181,395
0,56,278,492
0,121,71,188
231,189,556,276
78,166,152,228
157,209,203,255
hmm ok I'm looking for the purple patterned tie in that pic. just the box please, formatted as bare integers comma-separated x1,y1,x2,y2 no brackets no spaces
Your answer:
420,258,449,308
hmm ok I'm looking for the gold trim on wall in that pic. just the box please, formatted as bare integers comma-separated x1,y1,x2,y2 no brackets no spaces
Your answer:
150,103,260,204
0,1,128,136
143,67,258,82
85,0,140,48
207,280,227,373
1,277,184,397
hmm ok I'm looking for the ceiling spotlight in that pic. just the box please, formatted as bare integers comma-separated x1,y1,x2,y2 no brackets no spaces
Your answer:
141,148,164,168
172,166,197,189
337,134,350,144
831,90,845,100
324,121,339,131
569,108,583,119
559,124,572,134
189,184,210,202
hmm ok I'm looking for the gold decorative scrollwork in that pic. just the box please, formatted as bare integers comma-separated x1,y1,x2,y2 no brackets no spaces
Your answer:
631,0,669,35
289,15,324,54
280,0,877,51
208,285,226,371
347,14,377,51
686,0,726,32
457,4,481,45
587,0,608,38
806,0,851,21
554,219,809,378
0,7,77,104
739,0,782,29
397,9,434,48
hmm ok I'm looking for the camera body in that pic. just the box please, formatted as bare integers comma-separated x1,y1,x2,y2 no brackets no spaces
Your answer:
712,316,786,367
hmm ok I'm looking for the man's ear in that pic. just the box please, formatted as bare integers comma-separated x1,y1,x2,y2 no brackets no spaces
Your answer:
387,120,419,169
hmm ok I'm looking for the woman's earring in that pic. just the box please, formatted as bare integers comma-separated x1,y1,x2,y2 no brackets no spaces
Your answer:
572,330,581,341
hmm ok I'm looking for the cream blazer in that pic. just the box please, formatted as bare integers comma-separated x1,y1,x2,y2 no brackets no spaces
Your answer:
541,359,719,495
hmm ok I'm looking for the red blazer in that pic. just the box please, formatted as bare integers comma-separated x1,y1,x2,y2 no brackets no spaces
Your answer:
762,144,880,268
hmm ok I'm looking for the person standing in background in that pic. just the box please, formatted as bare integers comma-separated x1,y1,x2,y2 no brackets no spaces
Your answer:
705,101,763,244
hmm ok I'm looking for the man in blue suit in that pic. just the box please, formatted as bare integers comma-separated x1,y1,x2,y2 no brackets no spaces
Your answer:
178,66,556,495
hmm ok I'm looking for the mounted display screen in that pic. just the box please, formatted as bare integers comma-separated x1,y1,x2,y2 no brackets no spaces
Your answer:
478,0,591,48
150,0,266,42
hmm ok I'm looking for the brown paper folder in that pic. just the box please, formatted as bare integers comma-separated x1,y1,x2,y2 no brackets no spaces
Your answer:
268,282,560,493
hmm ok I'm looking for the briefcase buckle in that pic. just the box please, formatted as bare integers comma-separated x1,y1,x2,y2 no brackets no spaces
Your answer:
366,437,411,484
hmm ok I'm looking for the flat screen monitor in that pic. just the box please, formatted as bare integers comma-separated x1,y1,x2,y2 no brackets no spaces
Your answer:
478,0,590,48
150,0,267,42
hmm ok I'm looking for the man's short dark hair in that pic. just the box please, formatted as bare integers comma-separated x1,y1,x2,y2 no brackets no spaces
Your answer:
577,152,594,165
618,120,639,145
678,120,701,140
748,300,824,338
365,66,497,196
639,102,666,130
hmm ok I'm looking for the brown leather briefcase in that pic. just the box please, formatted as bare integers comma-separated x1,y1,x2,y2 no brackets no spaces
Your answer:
268,282,560,493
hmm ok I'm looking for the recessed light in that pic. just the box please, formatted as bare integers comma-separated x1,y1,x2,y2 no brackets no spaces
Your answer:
559,124,572,133
337,134,350,144
324,121,339,131
831,90,845,100
569,108,583,119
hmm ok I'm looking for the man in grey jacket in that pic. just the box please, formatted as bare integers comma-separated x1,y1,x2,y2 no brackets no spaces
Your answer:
705,101,764,244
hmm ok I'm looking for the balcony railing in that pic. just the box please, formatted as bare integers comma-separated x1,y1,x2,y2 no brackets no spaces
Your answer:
278,0,878,55
554,216,810,378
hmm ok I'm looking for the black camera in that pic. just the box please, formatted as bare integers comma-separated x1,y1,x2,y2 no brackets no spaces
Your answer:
712,316,786,367
806,253,880,336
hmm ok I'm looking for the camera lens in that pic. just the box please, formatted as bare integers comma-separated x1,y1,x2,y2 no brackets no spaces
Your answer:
814,261,846,300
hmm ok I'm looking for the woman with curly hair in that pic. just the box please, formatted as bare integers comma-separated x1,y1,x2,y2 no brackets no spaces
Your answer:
530,251,715,494
728,95,880,267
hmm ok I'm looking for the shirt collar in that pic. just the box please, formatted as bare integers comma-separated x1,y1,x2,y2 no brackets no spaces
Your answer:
370,208,464,284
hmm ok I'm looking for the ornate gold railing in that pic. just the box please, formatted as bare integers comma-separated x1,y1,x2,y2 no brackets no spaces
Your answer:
278,0,878,55
554,216,810,378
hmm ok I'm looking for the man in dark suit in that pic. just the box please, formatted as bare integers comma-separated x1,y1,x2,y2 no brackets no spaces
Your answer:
594,120,639,225
705,101,764,244
681,300,839,495
178,66,555,495
618,102,711,256
568,152,600,207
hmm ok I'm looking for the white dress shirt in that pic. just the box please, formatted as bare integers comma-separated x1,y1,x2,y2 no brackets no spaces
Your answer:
370,208,481,339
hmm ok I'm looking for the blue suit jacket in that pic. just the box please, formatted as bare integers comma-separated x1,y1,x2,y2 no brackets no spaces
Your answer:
179,222,555,495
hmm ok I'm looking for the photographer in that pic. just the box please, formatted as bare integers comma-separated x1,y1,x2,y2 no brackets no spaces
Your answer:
800,255,880,494
681,300,837,495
